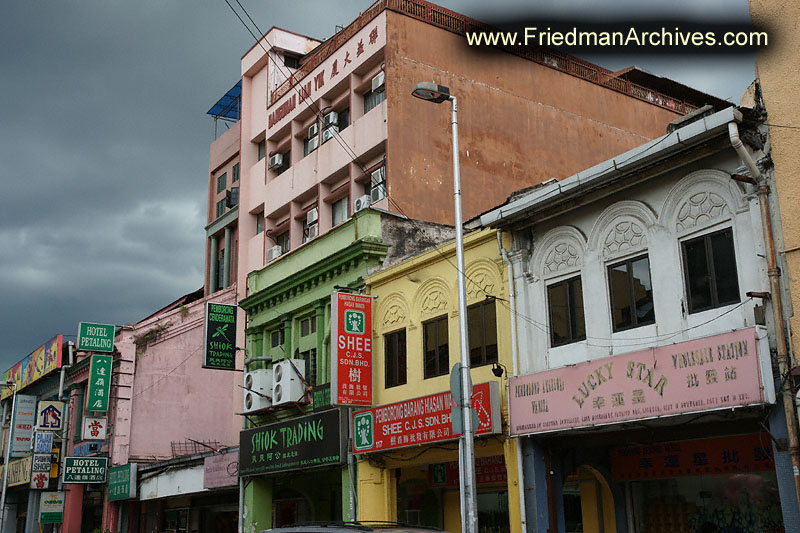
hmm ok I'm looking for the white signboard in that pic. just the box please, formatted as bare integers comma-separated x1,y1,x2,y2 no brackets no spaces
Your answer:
11,395,37,458
35,401,64,431
82,417,107,440
30,470,51,490
32,453,52,473
34,432,54,453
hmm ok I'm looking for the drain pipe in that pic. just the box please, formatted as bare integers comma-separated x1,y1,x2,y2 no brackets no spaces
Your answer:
497,232,528,532
729,121,800,509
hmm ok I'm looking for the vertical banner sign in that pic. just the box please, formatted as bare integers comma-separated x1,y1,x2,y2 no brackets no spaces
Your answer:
35,401,64,431
108,463,138,501
11,394,37,458
330,292,373,406
203,302,237,370
87,355,113,412
76,322,115,353
40,491,65,524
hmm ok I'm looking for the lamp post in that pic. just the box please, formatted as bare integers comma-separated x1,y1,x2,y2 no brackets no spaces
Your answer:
412,81,478,533
0,381,18,532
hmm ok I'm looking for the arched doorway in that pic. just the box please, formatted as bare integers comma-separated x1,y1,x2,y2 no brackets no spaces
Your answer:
562,465,616,533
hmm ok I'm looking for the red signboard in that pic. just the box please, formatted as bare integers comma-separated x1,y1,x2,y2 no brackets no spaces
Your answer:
331,293,373,406
611,434,775,481
429,455,507,487
509,328,773,436
352,382,501,454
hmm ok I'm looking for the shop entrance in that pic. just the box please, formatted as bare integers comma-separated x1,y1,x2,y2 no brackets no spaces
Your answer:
273,489,312,526
562,465,616,533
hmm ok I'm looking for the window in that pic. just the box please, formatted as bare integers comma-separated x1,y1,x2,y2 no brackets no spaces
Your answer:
257,140,266,161
216,199,226,218
216,173,227,193
284,53,301,69
300,348,317,387
337,108,350,131
385,329,407,388
271,328,285,348
608,255,655,331
275,150,291,175
332,196,349,226
300,317,316,337
548,276,586,347
232,163,240,182
364,89,386,114
468,299,498,367
682,228,740,313
276,231,290,254
226,187,239,208
256,213,264,234
423,315,449,378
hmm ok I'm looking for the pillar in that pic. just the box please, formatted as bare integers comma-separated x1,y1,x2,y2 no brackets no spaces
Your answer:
209,236,219,294
223,227,232,288
771,393,800,529
243,477,272,533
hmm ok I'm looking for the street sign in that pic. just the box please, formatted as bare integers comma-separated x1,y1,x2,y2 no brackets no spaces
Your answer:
330,292,373,405
203,302,237,370
449,363,478,435
87,355,112,412
76,322,115,352
63,457,108,483
39,491,65,524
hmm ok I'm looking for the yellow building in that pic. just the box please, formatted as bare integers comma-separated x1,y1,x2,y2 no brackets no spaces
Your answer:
355,228,523,533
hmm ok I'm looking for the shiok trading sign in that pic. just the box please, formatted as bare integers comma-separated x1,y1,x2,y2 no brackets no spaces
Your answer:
330,292,373,406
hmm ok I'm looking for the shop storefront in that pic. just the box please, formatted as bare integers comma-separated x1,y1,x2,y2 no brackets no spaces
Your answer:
509,327,783,532
239,409,350,529
354,382,514,532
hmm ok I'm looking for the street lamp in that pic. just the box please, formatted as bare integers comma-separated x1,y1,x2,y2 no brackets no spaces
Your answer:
0,381,18,532
412,81,478,533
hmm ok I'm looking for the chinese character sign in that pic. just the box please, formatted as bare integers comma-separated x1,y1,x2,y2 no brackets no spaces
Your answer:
509,328,772,436
82,417,107,440
331,292,373,406
203,302,237,370
87,355,112,412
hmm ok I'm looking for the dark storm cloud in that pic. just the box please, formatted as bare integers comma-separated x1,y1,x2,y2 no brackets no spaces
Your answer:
0,0,754,368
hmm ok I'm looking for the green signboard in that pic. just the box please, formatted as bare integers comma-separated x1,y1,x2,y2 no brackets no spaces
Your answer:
108,463,137,501
39,491,65,524
63,457,107,483
239,409,346,477
76,322,115,352
203,302,237,370
87,355,112,412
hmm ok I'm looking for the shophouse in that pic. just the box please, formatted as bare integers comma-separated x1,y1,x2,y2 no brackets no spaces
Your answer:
238,208,454,531
480,105,791,531
355,228,520,532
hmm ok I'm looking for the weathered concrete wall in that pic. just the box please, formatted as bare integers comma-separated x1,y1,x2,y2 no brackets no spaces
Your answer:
386,11,685,226
750,0,800,359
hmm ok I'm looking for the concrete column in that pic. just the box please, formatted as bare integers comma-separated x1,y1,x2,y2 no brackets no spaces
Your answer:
771,393,800,529
243,477,273,532
522,438,553,533
502,438,524,533
209,236,219,294
223,227,232,288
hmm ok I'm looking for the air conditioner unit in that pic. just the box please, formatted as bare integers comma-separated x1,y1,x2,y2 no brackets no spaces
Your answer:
323,111,338,129
308,123,319,138
370,184,386,203
308,224,319,239
354,195,371,213
243,369,273,413
267,245,283,262
272,359,307,406
268,153,283,170
371,72,385,93
306,208,318,225
370,167,385,186
307,136,319,153
321,126,339,144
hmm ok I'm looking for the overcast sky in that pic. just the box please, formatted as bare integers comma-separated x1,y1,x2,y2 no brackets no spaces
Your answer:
0,0,756,370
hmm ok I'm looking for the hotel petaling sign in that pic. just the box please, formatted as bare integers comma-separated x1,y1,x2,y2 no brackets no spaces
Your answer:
352,382,502,454
63,457,108,483
76,322,115,353
268,12,387,128
331,292,373,406
509,327,775,436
